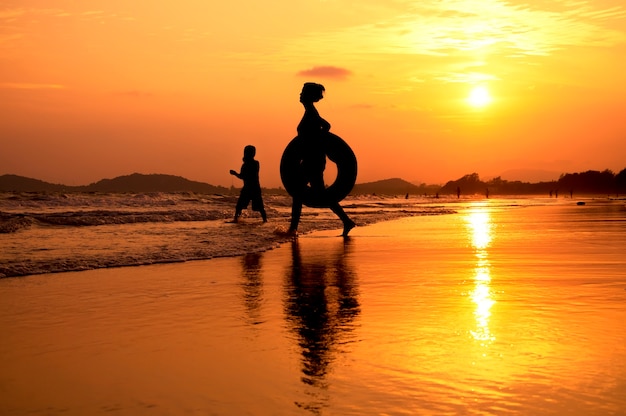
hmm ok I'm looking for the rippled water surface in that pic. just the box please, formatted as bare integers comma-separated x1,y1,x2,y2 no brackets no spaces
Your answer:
1,198,625,415
0,192,452,276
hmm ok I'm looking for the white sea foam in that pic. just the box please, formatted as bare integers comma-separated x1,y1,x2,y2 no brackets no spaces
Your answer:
1,192,459,277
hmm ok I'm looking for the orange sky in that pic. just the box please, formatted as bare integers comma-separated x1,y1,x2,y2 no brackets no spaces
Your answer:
1,0,625,187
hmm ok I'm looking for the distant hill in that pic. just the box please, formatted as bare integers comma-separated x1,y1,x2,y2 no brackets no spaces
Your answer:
1,174,431,196
3,168,624,195
352,178,429,196
0,173,229,194
82,173,229,193
0,174,70,192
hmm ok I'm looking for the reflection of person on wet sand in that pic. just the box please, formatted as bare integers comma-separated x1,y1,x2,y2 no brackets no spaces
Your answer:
283,239,360,392
240,252,264,326
288,82,356,237
229,145,267,223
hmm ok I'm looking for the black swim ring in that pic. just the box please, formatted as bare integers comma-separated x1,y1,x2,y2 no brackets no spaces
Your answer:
280,132,357,208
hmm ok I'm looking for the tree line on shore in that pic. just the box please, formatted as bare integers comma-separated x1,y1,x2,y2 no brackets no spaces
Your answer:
438,169,626,197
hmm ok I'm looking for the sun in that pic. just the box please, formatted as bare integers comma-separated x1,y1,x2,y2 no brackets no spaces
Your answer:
467,85,492,108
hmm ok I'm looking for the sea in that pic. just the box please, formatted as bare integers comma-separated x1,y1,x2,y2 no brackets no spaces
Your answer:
0,191,455,278
1,192,626,415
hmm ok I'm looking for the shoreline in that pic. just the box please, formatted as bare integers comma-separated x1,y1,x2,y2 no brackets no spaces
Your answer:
1,199,624,415
0,207,455,279
2,194,622,279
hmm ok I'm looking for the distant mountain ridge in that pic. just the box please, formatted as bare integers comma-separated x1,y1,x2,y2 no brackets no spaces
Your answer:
2,168,624,195
352,178,430,195
0,175,69,192
0,173,230,194
1,173,424,196
85,173,229,193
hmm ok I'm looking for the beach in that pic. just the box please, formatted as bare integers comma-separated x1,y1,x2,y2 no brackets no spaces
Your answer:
1,198,625,415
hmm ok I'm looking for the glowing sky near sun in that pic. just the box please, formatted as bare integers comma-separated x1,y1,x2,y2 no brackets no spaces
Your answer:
1,0,625,187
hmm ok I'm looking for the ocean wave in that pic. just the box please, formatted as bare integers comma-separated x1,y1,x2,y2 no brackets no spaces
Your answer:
0,192,456,278
0,209,232,230
0,214,34,233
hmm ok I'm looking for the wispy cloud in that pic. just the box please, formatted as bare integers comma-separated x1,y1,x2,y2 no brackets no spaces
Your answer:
349,103,375,110
435,72,500,84
115,90,153,98
0,33,24,45
0,6,135,51
0,6,127,25
274,0,626,93
0,83,64,90
284,0,626,60
297,66,352,80
0,9,26,20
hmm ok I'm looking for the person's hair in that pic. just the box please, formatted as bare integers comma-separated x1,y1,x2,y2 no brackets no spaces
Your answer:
243,145,256,160
301,82,325,102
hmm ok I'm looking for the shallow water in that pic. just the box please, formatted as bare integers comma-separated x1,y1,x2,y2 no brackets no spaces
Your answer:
0,192,453,277
1,199,625,415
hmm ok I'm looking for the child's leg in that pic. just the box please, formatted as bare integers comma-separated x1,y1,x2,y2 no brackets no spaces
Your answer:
235,193,249,222
252,196,267,222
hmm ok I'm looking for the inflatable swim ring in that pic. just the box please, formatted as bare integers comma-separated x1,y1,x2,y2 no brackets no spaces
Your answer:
280,132,357,208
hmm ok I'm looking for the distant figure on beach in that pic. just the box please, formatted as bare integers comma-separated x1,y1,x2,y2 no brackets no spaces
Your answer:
229,145,267,223
457,186,461,199
287,82,356,236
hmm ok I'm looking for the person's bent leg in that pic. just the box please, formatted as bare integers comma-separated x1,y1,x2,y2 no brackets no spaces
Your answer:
289,197,302,232
330,203,356,236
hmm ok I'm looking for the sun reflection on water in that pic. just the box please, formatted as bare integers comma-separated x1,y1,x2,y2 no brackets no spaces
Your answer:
465,205,495,344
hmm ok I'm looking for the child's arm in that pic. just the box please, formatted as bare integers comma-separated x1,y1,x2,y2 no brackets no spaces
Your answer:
229,169,241,179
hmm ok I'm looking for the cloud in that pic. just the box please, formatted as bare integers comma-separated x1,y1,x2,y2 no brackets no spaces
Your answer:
115,90,153,98
0,6,124,25
0,83,64,90
0,33,24,45
297,66,353,80
285,0,626,61
350,103,375,110
0,9,26,20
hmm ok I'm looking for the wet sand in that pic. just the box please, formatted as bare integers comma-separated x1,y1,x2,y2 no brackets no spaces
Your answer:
1,199,625,415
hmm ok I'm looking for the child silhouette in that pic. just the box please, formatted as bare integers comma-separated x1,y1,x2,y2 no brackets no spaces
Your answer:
230,145,267,223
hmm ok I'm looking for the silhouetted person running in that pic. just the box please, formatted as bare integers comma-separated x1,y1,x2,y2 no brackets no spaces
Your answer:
230,145,267,223
288,82,355,236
